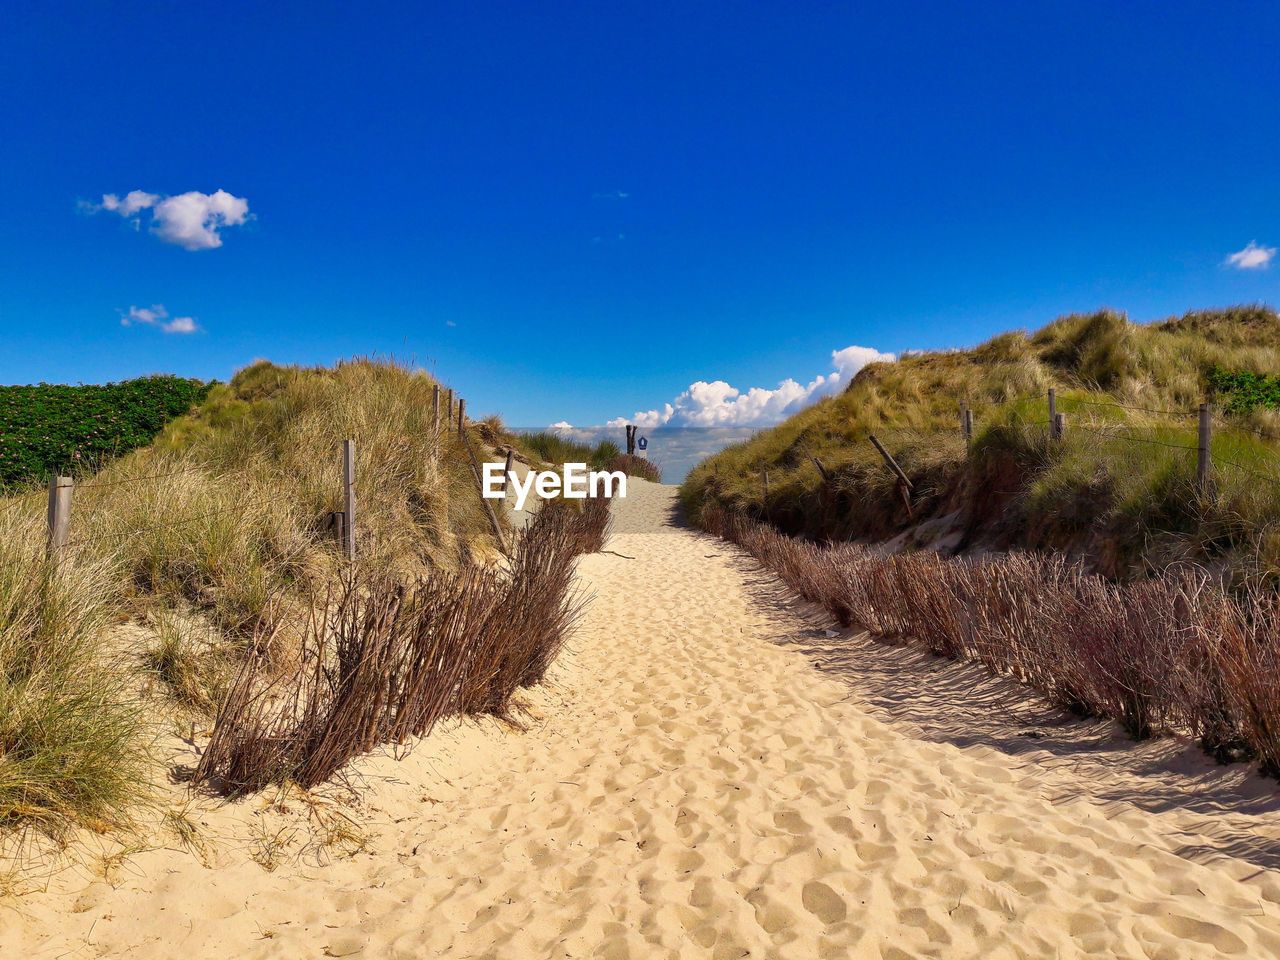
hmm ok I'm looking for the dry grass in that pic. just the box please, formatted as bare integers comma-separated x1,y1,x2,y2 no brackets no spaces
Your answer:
684,306,1280,574
0,358,538,835
608,454,662,483
194,497,610,793
0,510,149,835
703,502,1280,773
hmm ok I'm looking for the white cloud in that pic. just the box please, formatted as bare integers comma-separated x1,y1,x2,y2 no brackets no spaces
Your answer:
101,190,159,216
120,304,200,334
606,344,894,429
90,188,250,250
1226,241,1276,270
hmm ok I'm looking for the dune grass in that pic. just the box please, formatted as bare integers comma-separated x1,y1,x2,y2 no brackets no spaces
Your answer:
608,454,662,483
518,432,621,471
0,358,536,835
0,511,148,835
683,306,1280,575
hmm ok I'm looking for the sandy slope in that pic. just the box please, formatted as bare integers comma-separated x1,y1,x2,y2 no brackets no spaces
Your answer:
5,480,1280,958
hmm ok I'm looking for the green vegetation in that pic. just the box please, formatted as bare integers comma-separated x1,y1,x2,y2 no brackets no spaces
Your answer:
0,375,212,489
1207,366,1280,413
518,431,621,471
683,306,1280,576
0,358,514,836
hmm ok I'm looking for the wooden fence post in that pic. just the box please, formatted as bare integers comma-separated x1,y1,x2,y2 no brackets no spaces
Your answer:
457,398,466,435
800,441,830,483
868,434,914,516
433,384,440,434
500,450,515,496
342,439,356,561
446,388,454,425
962,408,974,457
1048,388,1059,441
46,475,72,555
868,435,913,491
1198,402,1212,490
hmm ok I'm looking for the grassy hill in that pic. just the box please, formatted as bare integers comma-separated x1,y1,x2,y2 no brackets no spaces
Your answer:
0,359,601,835
682,306,1280,577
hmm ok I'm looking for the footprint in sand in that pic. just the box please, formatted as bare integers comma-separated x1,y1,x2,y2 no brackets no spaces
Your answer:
802,880,848,924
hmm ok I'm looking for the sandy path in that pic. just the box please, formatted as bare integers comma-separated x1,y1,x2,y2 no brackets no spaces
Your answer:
5,480,1280,958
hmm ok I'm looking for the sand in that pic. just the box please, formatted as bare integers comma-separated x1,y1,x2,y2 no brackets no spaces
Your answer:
5,479,1280,958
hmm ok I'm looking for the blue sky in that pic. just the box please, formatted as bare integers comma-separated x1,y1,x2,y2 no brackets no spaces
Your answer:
3,1,1279,428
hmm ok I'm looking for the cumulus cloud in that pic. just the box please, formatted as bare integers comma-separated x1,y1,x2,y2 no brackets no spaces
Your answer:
89,189,250,250
1226,241,1276,270
120,304,200,334
606,345,895,429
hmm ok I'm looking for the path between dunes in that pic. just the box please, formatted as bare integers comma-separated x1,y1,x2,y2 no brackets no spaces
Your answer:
6,479,1280,959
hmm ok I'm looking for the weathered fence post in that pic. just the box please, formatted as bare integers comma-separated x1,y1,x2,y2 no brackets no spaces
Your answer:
800,441,830,483
457,398,466,435
446,388,454,425
1048,388,1059,441
500,450,515,496
342,439,356,561
46,475,72,555
868,434,914,517
432,384,440,434
1053,412,1066,441
1198,402,1212,490
962,408,974,457
625,425,636,456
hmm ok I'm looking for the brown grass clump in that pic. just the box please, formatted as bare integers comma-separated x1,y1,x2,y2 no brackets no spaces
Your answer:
194,497,609,793
702,502,1280,775
608,454,662,483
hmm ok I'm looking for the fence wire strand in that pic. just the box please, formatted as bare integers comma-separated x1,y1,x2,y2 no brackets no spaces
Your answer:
64,506,242,547
1072,423,1202,452
1065,398,1199,418
75,464,220,491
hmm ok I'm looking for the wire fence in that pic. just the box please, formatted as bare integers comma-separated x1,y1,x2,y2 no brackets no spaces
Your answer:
32,382,481,560
62,505,244,548
768,388,1280,502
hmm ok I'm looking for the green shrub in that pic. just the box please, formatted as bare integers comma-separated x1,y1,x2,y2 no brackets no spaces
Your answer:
1207,366,1280,413
0,376,213,488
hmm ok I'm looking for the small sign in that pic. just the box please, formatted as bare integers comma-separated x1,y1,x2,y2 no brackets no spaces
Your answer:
637,436,648,458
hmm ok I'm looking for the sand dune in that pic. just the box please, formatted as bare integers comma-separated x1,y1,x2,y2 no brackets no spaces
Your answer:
5,479,1280,958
